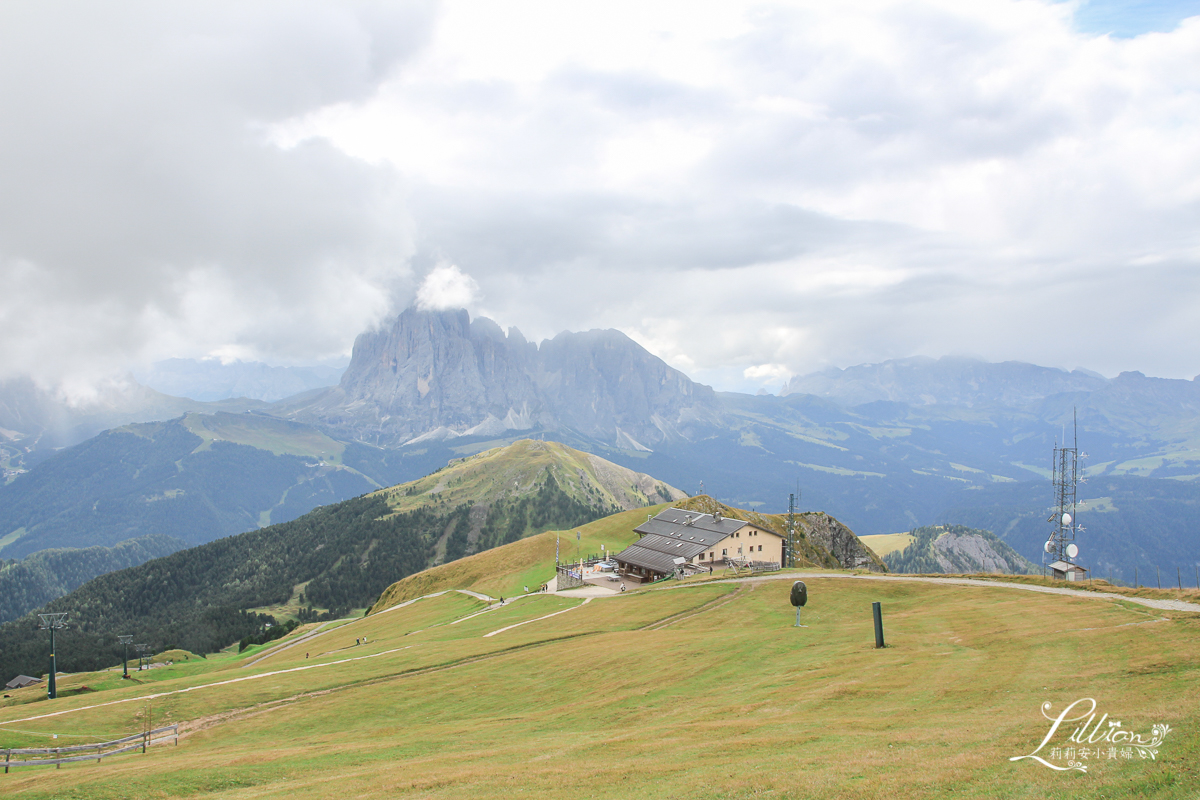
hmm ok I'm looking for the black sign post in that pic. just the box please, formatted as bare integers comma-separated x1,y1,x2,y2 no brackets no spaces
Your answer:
790,581,808,627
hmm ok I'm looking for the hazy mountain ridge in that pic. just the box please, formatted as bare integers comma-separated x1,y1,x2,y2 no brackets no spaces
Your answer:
0,414,380,558
0,376,264,478
782,356,1110,407
134,358,346,402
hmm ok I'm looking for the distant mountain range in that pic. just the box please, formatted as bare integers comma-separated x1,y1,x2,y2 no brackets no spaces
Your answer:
2,306,1198,587
133,358,346,403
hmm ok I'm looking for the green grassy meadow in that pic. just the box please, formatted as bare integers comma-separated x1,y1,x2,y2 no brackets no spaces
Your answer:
1,561,1196,799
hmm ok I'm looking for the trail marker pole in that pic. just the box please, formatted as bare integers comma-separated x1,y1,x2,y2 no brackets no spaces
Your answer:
872,602,885,649
1157,567,1161,590
1178,567,1182,591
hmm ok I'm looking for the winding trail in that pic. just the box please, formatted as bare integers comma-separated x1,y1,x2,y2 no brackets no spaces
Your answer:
693,572,1200,613
483,598,591,637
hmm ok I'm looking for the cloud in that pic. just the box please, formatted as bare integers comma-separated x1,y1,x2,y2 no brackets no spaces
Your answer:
415,263,481,310
289,0,1200,389
4,0,1200,395
0,1,434,383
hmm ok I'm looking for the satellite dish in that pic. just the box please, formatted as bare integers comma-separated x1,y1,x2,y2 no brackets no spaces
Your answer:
1062,513,1072,526
1067,543,1079,559
1044,540,1054,553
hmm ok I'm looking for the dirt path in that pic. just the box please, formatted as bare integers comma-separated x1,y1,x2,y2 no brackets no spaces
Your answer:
641,584,747,631
688,572,1200,613
0,646,414,727
483,598,592,637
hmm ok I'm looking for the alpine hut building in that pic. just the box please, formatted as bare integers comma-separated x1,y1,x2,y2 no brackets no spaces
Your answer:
613,508,783,582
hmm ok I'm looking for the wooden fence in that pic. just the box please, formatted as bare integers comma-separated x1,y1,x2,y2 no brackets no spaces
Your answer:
3,725,178,772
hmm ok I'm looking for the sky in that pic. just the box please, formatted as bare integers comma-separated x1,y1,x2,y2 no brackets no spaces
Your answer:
1,0,1198,397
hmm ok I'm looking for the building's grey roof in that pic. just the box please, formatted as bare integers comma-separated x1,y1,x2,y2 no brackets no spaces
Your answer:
634,508,772,547
1048,560,1087,572
5,674,42,689
613,544,690,574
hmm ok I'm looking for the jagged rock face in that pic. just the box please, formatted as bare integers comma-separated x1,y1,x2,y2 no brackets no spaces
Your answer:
931,532,1031,574
338,309,543,436
801,512,887,572
296,307,717,447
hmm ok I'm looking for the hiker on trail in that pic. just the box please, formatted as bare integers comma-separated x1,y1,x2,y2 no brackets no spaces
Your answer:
620,584,626,593
356,638,360,646
306,653,309,659
524,585,529,593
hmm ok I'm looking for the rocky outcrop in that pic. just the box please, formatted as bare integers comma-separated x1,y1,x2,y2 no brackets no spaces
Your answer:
274,307,719,448
800,512,887,572
884,525,1036,574
930,531,1035,574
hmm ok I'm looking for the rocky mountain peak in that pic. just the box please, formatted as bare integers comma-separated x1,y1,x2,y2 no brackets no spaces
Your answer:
285,307,717,448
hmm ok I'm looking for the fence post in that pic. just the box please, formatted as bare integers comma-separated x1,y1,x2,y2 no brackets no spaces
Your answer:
5,749,9,774
55,748,60,769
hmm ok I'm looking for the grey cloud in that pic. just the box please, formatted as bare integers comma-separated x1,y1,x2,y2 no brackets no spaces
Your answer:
413,187,912,274
0,1,434,379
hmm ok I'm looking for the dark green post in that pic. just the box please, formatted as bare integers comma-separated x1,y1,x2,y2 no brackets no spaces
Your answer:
872,602,885,649
38,613,67,700
119,635,133,679
48,626,57,700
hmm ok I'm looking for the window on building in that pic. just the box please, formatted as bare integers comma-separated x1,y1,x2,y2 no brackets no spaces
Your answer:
759,545,763,552
722,548,727,556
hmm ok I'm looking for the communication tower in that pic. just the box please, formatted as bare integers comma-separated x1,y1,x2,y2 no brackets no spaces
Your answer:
785,485,801,568
1044,410,1087,581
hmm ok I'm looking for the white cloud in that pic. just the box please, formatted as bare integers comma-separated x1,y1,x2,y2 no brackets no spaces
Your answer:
415,263,481,310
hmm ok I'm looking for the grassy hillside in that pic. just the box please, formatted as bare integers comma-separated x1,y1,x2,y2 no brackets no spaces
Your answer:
0,440,677,682
374,439,684,564
860,531,914,557
369,504,673,609
0,562,1195,798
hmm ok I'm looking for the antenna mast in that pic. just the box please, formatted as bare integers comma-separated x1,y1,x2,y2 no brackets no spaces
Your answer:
1045,408,1086,578
786,482,800,568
